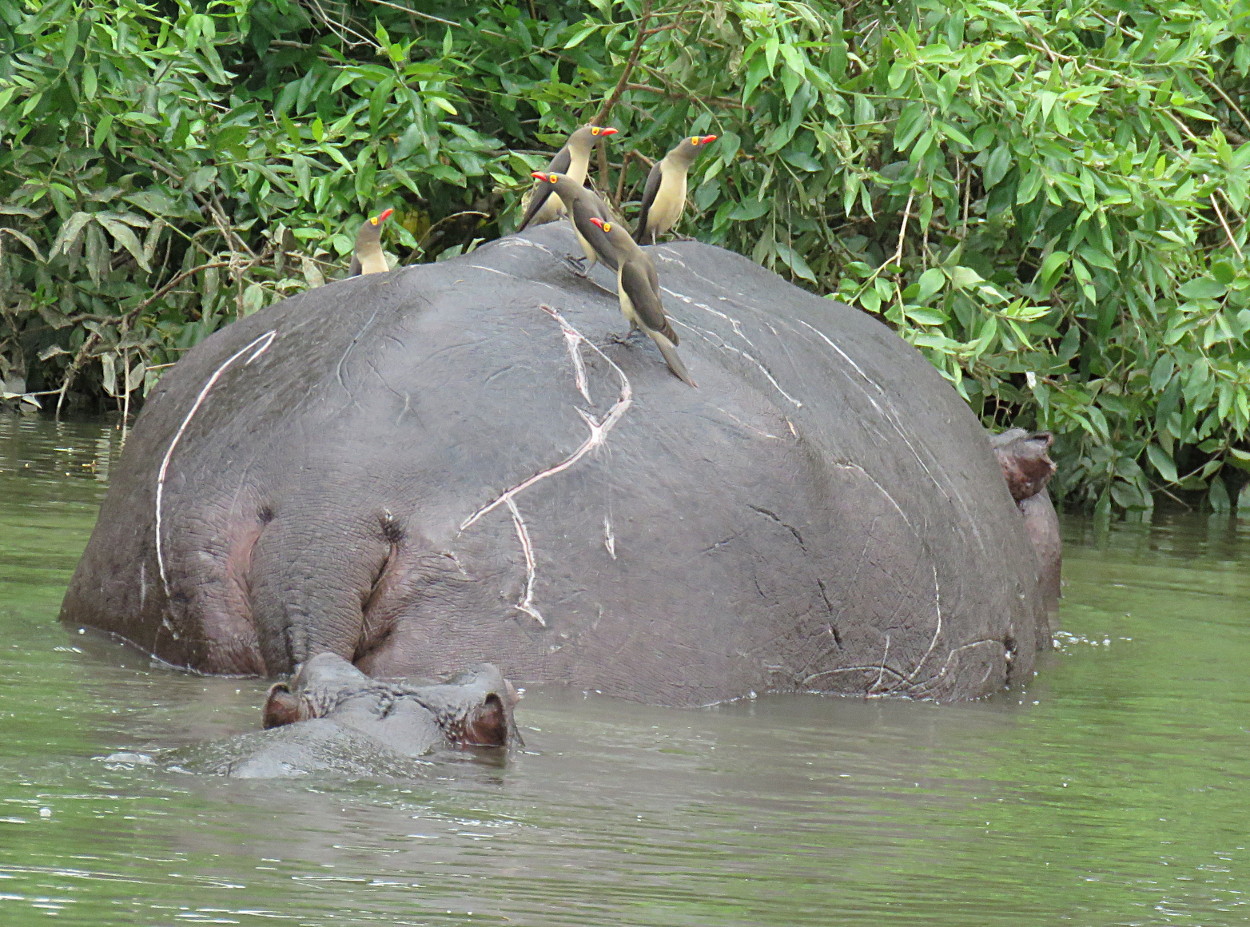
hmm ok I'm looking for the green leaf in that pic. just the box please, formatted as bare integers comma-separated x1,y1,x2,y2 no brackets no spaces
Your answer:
983,144,1011,189
726,199,770,221
782,149,821,172
949,265,984,290
564,23,599,48
1016,167,1045,205
1146,444,1178,483
775,240,817,282
1036,250,1069,296
49,212,94,259
1177,277,1225,300
1149,353,1174,392
916,267,945,302
96,215,152,271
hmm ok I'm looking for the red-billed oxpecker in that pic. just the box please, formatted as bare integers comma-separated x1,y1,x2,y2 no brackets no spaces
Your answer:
530,171,620,274
588,215,696,387
633,134,717,244
349,207,393,276
516,125,619,232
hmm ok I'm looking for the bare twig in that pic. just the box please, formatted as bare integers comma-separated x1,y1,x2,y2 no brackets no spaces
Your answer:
358,0,457,27
53,257,247,417
306,0,377,48
1209,191,1245,260
1197,74,1250,145
594,0,657,129
891,189,915,266
623,82,744,109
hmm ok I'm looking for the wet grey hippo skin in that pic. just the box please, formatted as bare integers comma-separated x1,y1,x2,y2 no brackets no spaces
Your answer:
990,429,1062,613
61,223,1053,704
172,654,520,778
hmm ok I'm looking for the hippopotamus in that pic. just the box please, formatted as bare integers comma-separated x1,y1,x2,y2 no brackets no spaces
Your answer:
169,653,520,778
61,223,1056,705
991,428,1061,612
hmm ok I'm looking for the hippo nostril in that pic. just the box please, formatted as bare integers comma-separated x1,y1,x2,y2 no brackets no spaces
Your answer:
257,504,275,524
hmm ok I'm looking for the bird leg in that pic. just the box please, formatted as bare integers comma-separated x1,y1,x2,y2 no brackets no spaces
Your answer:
607,326,645,345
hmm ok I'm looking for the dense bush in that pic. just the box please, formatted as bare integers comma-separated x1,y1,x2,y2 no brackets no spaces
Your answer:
1,0,1247,512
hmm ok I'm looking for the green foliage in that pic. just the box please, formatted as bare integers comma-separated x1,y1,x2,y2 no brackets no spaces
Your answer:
1,0,1247,511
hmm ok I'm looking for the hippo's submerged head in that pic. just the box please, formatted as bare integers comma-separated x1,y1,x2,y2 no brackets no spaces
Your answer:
262,653,522,750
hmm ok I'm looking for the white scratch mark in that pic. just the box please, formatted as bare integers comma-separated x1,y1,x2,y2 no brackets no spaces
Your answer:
870,634,892,695
711,406,782,440
603,515,617,559
832,460,943,692
899,561,944,690
797,318,942,491
918,638,1003,695
459,305,632,532
673,318,802,409
507,498,546,627
551,313,591,403
469,264,563,295
660,284,748,340
155,330,277,617
496,237,558,258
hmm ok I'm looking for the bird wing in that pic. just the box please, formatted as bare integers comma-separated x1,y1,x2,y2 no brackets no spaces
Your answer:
632,162,663,244
517,144,575,231
547,143,573,176
348,254,362,277
620,259,676,343
570,193,619,271
516,183,554,232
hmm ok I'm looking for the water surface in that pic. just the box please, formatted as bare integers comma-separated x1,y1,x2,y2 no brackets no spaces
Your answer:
1,414,1247,926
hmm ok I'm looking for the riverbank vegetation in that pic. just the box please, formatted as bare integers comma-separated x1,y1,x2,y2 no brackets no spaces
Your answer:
1,0,1247,512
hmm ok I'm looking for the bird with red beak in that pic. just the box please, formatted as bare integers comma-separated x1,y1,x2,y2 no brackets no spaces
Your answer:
349,208,393,276
589,215,695,387
516,125,619,232
634,135,718,245
530,171,620,274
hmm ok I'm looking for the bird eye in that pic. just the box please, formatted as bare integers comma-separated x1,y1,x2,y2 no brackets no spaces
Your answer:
591,127,601,135
548,176,557,183
603,222,612,232
691,136,700,144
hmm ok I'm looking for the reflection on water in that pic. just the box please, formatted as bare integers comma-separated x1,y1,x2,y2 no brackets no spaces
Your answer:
1,414,1248,926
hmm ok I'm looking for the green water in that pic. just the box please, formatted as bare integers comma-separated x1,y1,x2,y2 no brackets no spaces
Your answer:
1,414,1248,926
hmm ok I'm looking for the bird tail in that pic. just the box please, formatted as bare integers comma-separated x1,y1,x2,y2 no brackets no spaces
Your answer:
650,330,697,387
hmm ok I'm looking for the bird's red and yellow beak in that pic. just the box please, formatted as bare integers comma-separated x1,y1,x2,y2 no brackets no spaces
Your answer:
588,217,606,230
694,135,717,145
590,126,619,137
371,208,394,226
531,171,557,183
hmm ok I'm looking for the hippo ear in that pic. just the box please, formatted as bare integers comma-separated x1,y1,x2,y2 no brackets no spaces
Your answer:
459,693,510,747
992,430,1057,502
262,682,306,729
